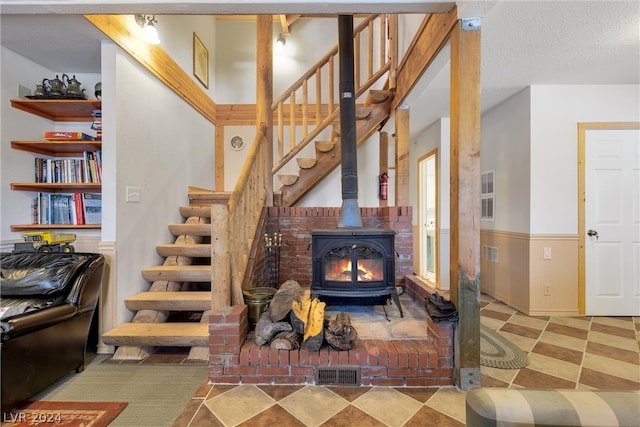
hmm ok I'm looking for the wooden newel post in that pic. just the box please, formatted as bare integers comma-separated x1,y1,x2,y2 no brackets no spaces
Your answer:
211,203,231,309
449,18,482,390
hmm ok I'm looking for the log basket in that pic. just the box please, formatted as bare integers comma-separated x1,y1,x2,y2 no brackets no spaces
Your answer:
243,287,277,327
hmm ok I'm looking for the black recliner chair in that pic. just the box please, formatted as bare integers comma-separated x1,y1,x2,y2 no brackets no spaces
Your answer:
1,251,105,412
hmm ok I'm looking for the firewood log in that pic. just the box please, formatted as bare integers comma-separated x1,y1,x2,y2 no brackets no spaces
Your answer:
254,310,292,346
268,279,302,321
325,311,357,351
269,331,301,350
290,294,312,334
302,298,326,351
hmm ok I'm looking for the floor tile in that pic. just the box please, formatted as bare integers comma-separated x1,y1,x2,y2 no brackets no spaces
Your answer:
538,330,587,352
239,404,306,427
325,386,372,402
321,405,387,427
582,353,640,382
351,387,423,426
549,316,591,330
579,367,640,391
586,341,639,365
204,385,275,426
404,405,465,427
423,388,467,424
532,341,583,365
526,352,582,383
513,368,576,389
590,322,637,340
394,387,438,403
591,316,636,330
499,322,542,340
481,309,513,322
508,313,548,330
545,322,589,340
257,385,304,401
278,386,349,426
588,331,640,352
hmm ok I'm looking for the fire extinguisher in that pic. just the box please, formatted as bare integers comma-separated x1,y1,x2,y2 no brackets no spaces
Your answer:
379,172,389,200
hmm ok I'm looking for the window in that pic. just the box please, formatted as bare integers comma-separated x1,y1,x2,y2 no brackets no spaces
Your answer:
481,171,495,221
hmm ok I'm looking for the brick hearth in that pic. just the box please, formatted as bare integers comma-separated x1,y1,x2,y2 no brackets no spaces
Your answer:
208,276,455,387
208,207,455,386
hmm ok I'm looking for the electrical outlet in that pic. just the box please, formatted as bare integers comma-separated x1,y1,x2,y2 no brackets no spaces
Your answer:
126,186,142,203
543,247,552,260
544,284,551,296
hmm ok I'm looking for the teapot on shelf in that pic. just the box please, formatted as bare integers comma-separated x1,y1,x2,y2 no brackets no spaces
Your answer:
64,74,85,97
48,74,66,96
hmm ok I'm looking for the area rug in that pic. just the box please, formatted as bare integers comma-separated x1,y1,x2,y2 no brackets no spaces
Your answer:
480,323,529,369
2,401,127,426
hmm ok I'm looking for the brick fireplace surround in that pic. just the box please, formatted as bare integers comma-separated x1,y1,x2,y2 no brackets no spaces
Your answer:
208,207,456,387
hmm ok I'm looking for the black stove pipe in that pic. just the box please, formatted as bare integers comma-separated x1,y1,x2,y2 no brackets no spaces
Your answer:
337,14,363,228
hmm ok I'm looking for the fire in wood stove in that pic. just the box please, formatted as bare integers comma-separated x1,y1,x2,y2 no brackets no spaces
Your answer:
311,229,403,317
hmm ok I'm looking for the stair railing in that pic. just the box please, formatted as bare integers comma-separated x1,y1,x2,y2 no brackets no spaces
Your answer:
213,123,268,306
271,14,395,175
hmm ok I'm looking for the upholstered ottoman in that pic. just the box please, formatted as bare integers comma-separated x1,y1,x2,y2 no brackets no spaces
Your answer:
465,388,640,427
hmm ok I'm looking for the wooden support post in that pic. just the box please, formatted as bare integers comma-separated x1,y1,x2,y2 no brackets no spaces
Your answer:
211,203,231,309
257,15,274,206
395,106,410,206
215,125,225,191
449,19,482,390
379,131,389,207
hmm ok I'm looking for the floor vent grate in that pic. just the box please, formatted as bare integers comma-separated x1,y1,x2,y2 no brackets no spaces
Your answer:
316,367,361,386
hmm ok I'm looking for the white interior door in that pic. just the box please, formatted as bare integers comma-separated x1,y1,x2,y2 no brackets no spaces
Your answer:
418,152,437,283
585,128,640,315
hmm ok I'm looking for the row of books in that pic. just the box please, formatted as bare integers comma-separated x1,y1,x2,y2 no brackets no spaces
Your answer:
31,193,101,225
34,151,102,184
91,109,102,140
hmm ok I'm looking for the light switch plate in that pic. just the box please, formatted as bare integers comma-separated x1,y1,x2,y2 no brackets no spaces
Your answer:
126,186,141,203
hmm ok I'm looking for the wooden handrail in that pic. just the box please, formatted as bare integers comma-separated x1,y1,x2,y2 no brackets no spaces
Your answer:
271,14,395,175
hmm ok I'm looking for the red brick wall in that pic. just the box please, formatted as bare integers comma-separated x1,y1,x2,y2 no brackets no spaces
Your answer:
208,277,455,386
265,206,413,287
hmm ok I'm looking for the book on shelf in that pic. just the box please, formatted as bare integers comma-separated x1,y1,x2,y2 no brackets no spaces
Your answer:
82,193,101,225
34,151,101,184
43,131,96,141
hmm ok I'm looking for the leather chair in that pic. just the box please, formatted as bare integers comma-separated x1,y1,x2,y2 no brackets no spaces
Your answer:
1,252,105,412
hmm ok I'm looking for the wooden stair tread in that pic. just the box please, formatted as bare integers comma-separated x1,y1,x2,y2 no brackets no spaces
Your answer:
188,187,232,206
278,174,299,186
156,243,211,257
168,223,211,236
125,291,211,311
141,265,211,282
296,157,317,169
179,206,212,218
102,322,209,347
315,140,335,153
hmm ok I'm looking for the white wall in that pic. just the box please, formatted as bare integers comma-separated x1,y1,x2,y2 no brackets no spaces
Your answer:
481,87,531,233
110,47,215,323
530,84,640,234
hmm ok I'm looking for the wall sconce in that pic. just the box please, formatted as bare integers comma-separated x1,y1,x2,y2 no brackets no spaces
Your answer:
135,14,160,45
275,34,286,52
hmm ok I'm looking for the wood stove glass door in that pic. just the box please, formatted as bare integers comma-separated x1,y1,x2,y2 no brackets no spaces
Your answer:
324,245,384,284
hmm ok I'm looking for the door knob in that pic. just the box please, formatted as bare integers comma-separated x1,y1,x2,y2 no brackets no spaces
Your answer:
587,229,599,240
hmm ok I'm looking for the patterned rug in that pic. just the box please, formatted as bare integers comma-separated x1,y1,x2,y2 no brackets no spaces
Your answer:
2,401,127,426
480,323,529,369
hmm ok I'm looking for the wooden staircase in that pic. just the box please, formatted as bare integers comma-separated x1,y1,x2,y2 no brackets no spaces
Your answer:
102,191,224,361
276,89,393,206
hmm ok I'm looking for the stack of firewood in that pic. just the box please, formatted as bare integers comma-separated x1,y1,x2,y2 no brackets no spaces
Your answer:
253,280,357,351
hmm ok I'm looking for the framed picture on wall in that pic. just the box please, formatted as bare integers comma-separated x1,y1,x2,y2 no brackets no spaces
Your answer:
193,33,208,88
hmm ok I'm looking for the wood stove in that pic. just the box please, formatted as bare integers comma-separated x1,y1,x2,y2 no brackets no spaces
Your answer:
311,229,403,317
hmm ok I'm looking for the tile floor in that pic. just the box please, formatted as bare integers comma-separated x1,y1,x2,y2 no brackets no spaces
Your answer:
168,294,640,426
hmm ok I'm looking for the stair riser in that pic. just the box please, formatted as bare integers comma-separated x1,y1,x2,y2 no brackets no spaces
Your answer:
168,224,211,236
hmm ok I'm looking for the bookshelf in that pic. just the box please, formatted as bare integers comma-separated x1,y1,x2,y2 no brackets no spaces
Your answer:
9,99,102,232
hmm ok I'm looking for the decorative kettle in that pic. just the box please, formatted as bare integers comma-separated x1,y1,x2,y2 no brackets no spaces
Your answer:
65,75,83,96
49,74,65,96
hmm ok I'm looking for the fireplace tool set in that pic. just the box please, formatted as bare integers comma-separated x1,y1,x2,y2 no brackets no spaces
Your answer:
264,232,282,287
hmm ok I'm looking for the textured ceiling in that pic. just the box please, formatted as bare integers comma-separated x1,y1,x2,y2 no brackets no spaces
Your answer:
1,1,638,134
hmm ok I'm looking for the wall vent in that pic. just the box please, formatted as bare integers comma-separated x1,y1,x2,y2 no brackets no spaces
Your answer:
482,245,499,263
316,367,360,386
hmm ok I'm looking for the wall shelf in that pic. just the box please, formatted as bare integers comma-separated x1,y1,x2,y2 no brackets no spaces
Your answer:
10,99,101,122
11,140,102,157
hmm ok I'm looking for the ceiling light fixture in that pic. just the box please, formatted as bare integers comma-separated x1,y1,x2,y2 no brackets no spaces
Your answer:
135,14,160,45
275,34,286,51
